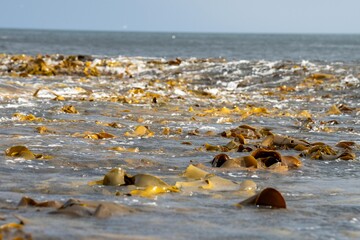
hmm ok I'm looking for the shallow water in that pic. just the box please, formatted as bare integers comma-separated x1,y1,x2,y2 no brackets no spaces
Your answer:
0,53,359,239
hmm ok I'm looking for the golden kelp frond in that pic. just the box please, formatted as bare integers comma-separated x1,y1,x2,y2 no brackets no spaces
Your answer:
262,134,310,149
0,222,23,230
95,131,116,139
300,144,355,160
56,55,84,70
78,131,116,140
241,156,259,168
338,151,356,160
124,125,154,138
281,156,302,168
88,169,177,197
95,121,123,128
194,106,269,119
127,88,144,95
20,57,56,76
88,168,132,186
200,175,240,191
251,148,281,163
211,153,231,167
327,104,355,115
204,143,225,152
188,89,216,99
335,141,356,150
297,110,312,118
278,85,295,92
5,145,51,160
130,174,179,198
83,61,100,77
162,127,183,136
62,105,78,114
132,174,170,188
0,221,32,240
33,87,65,101
103,168,129,186
182,164,210,180
178,164,257,192
5,145,36,160
10,54,33,62
327,105,342,115
51,198,136,218
36,126,56,134
211,152,299,170
299,73,336,88
109,146,139,152
130,185,179,198
221,125,265,140
53,95,66,101
311,73,336,80
13,113,44,122
240,106,269,119
18,196,62,208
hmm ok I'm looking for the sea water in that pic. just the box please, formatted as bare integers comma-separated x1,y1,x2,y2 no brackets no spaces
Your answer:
0,29,359,239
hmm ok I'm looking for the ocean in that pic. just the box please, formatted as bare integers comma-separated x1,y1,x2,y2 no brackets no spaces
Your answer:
1,29,360,61
0,29,359,239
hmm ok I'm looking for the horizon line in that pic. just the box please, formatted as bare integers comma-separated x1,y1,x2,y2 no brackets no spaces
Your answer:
1,27,359,36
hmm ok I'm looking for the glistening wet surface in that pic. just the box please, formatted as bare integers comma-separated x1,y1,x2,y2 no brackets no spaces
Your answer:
0,54,359,239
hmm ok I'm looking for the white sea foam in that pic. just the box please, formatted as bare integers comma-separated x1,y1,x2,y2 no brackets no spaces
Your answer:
341,75,360,87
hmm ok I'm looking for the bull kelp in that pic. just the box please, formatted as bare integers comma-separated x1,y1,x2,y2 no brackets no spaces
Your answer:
0,53,359,239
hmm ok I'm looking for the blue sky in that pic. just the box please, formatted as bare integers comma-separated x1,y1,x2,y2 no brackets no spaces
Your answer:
1,0,360,33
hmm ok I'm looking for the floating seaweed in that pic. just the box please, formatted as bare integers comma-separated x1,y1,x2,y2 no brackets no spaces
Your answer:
0,53,359,238
124,125,154,138
237,188,287,209
178,164,257,192
62,105,78,114
13,113,44,122
88,168,178,197
0,221,32,240
5,146,51,160
18,196,62,208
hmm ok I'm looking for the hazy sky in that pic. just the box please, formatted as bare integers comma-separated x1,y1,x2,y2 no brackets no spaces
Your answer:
1,0,360,34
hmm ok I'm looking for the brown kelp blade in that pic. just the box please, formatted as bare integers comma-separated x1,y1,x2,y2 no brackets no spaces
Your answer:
211,153,230,167
238,187,286,209
18,196,62,208
103,168,127,186
251,148,282,168
5,145,36,160
263,134,310,148
242,156,258,168
51,199,135,218
88,168,133,186
281,156,302,168
132,174,169,188
182,164,209,180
